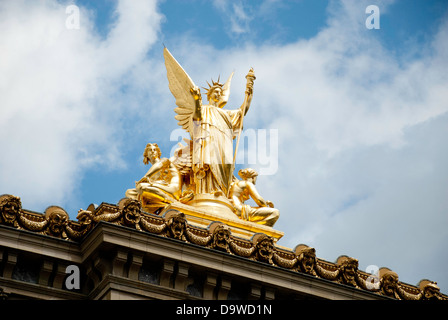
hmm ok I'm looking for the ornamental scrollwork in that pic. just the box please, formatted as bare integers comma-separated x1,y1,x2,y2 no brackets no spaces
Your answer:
65,209,95,240
1,195,70,239
272,249,297,269
420,280,447,300
1,193,447,300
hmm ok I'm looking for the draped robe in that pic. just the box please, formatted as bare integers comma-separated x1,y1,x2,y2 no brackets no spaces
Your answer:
192,105,243,196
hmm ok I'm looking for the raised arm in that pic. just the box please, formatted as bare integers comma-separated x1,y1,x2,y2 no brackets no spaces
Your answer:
246,181,269,207
240,68,256,116
137,158,169,184
190,86,202,121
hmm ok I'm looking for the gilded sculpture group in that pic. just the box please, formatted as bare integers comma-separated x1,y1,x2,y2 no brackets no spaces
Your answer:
125,48,279,227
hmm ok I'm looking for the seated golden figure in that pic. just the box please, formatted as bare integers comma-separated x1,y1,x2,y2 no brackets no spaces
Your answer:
126,143,181,213
228,168,279,227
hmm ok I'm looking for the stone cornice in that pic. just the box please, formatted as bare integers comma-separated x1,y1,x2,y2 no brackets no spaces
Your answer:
1,193,447,300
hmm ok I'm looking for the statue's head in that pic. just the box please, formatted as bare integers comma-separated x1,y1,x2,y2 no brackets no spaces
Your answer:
203,72,233,108
379,268,399,296
253,234,274,263
166,212,186,240
337,256,359,286
122,199,142,228
45,206,69,237
205,79,224,106
212,224,231,252
295,245,317,275
238,168,258,184
0,194,21,226
143,143,162,165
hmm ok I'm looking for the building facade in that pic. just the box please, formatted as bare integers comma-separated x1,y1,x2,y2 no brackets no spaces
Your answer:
0,194,446,301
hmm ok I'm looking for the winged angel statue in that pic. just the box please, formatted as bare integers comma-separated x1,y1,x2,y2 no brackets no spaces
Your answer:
164,48,255,197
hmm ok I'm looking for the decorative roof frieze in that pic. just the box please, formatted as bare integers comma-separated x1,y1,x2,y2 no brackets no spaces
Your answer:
1,193,446,301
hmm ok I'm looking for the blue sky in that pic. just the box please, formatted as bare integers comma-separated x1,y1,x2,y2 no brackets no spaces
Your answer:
1,0,448,294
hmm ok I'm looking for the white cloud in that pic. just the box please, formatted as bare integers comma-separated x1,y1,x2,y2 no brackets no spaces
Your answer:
212,0,252,35
162,0,448,290
0,0,162,210
1,0,447,293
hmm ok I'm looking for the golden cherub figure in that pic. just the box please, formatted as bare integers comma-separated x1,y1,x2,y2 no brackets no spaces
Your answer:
228,168,279,227
125,143,181,212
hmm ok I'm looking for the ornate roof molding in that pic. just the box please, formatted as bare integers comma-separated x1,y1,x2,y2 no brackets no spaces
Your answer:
0,193,446,300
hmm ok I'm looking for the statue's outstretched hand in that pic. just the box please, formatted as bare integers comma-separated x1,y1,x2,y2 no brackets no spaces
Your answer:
190,86,201,101
246,82,253,96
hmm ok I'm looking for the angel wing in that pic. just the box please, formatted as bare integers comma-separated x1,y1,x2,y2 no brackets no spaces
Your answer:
164,47,197,134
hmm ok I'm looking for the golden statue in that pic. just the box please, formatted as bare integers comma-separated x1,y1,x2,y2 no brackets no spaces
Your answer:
126,143,181,212
228,168,279,227
125,48,282,239
164,47,255,197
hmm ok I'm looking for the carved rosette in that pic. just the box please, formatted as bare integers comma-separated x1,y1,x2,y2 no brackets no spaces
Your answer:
1,194,447,300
